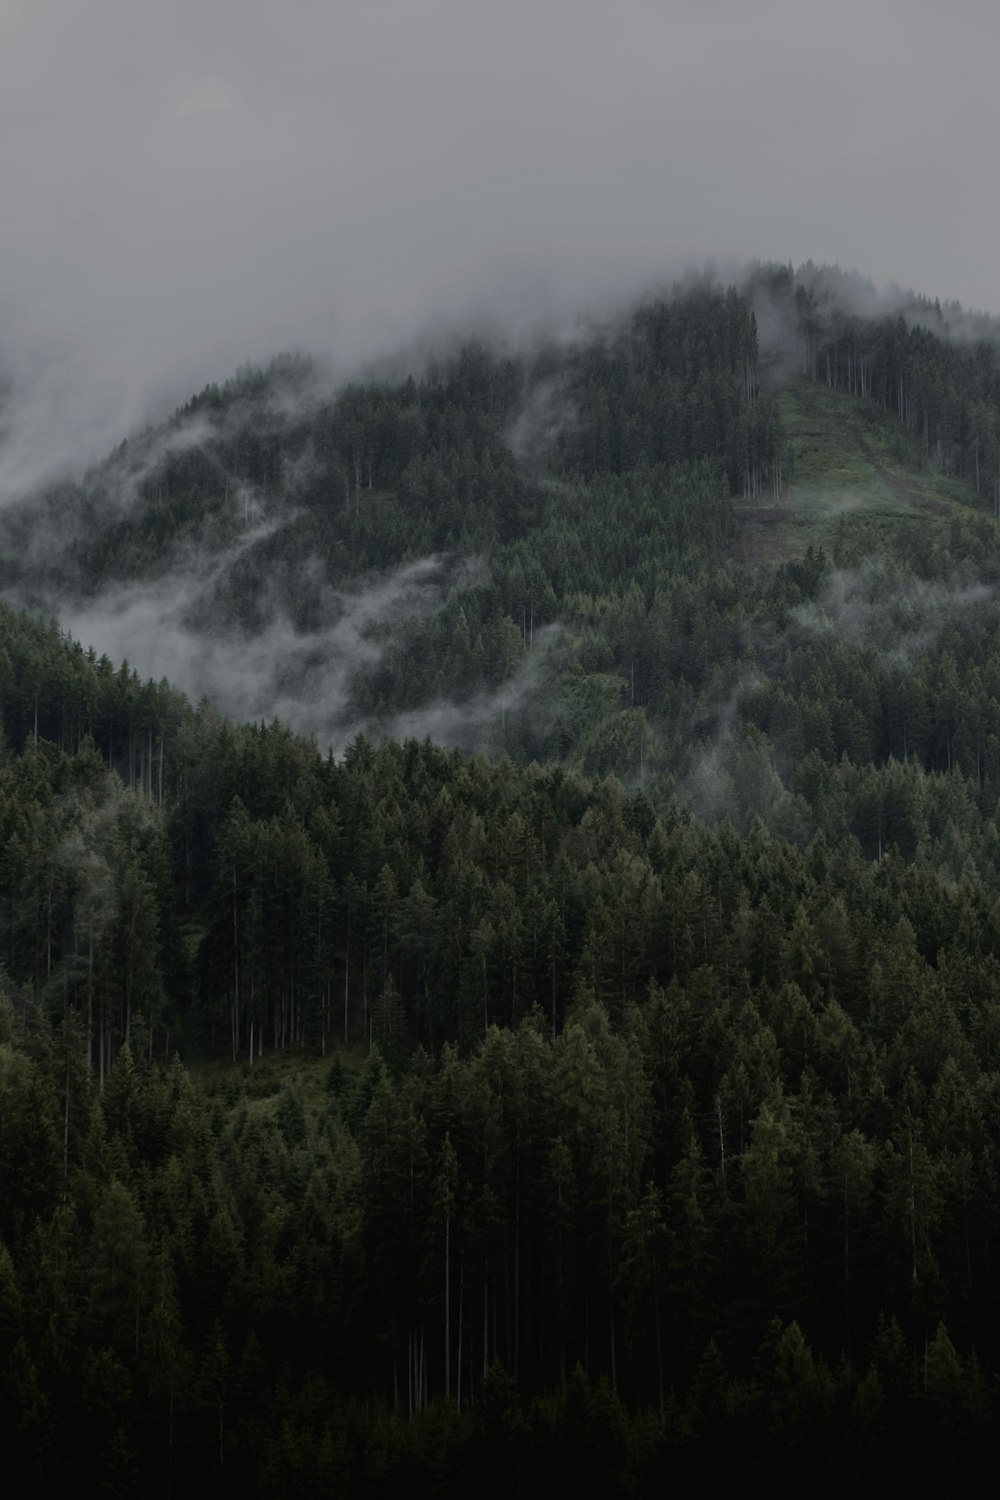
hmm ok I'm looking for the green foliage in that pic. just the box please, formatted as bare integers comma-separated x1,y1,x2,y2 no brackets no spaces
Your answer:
4,271,1000,1487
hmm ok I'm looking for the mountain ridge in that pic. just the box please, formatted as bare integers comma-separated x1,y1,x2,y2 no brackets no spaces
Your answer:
4,264,1000,1489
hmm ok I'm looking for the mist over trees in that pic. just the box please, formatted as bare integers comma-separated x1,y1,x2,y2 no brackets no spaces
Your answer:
750,261,1000,504
3,267,1000,1491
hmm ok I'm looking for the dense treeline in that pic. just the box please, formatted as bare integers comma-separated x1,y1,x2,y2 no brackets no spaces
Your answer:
0,283,770,757
552,283,779,497
7,270,1000,775
10,268,1000,780
752,261,1000,506
4,599,1000,1488
3,977,998,1493
0,286,767,596
5,268,1000,1488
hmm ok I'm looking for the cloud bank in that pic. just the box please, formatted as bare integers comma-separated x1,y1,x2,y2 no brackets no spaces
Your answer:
3,0,1000,499
59,550,492,750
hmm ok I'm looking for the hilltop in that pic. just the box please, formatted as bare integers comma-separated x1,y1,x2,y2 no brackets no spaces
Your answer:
3,264,1000,1491
2,262,999,782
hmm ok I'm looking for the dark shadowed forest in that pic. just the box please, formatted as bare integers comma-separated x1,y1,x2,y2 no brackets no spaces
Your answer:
3,266,1000,1493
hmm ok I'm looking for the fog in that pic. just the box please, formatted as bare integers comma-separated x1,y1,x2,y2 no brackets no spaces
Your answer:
792,567,994,666
4,1,1000,751
60,548,497,752
3,0,1000,489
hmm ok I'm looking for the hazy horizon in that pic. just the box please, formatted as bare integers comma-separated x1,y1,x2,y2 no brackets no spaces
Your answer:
3,0,1000,493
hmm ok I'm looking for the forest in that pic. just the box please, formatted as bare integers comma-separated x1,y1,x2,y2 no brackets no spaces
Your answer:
3,265,1000,1492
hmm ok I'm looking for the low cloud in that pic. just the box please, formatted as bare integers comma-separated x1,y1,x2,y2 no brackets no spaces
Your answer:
58,545,508,751
384,623,562,754
0,322,164,509
505,377,576,472
791,566,993,666
682,673,762,822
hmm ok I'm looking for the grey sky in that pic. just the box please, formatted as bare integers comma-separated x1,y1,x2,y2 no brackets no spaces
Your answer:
2,0,1000,477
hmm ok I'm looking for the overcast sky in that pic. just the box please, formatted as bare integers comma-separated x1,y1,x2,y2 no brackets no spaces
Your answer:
2,0,999,479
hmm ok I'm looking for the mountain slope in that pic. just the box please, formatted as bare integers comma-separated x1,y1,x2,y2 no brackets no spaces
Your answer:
4,265,1000,1489
735,380,984,567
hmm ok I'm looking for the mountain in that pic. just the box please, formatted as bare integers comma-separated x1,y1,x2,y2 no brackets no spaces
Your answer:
2,264,1000,1492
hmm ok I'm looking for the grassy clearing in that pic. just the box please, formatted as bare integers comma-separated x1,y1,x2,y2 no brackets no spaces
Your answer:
733,381,986,566
190,1036,365,1117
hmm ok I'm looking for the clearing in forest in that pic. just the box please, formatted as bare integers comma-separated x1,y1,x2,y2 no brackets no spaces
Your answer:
732,381,983,566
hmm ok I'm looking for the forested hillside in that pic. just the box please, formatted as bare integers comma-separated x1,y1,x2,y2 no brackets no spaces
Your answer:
0,281,773,762
4,267,1000,1492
